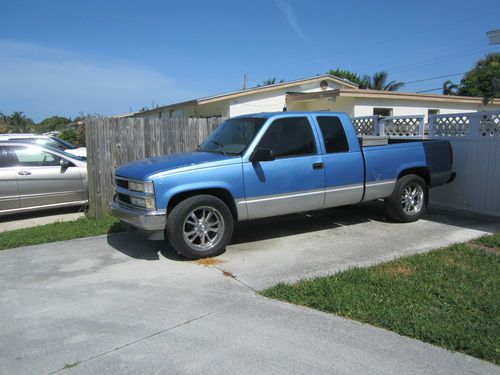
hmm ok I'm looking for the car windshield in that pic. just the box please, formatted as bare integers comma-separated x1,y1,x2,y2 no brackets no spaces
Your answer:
198,117,266,155
51,137,78,149
43,145,85,161
7,137,77,151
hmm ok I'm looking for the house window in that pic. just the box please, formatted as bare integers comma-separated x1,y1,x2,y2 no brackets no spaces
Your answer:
428,109,440,117
373,108,393,117
158,111,162,119
168,109,174,118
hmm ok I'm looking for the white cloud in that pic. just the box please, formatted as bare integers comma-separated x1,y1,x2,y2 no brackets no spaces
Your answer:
273,0,312,44
0,40,194,121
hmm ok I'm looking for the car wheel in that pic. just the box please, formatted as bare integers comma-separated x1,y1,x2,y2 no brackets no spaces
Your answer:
384,174,428,223
166,195,234,259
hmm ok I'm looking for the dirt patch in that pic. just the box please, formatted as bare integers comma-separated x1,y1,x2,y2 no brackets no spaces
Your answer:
222,270,236,279
469,242,500,255
192,258,226,267
379,263,415,277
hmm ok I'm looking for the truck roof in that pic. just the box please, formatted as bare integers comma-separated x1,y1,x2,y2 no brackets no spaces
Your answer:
231,111,348,119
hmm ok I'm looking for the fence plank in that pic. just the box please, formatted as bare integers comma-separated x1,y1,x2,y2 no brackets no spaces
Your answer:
85,116,225,217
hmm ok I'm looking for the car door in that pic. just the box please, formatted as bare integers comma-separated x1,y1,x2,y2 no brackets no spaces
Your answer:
313,115,364,207
8,145,84,208
0,146,20,212
242,116,325,219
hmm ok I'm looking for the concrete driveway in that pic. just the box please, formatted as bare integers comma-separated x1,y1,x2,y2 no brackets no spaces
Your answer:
1,203,499,374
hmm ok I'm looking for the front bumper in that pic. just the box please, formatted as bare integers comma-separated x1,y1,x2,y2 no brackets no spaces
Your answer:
110,201,166,232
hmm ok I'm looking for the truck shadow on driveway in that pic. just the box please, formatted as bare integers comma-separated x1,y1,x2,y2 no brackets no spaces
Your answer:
106,202,388,261
106,201,500,261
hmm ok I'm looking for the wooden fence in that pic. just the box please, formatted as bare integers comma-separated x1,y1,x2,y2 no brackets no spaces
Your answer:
85,117,225,218
86,111,500,219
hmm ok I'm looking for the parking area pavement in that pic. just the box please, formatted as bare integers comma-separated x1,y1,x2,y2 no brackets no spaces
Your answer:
0,203,499,374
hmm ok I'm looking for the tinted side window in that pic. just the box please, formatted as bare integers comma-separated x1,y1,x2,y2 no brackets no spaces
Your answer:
257,117,316,158
0,146,16,167
317,116,349,153
10,146,62,167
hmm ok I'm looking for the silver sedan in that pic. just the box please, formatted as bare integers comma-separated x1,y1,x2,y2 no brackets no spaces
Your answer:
0,141,88,216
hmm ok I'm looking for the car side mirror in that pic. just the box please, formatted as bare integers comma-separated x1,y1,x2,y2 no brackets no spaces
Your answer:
60,159,71,168
250,148,275,163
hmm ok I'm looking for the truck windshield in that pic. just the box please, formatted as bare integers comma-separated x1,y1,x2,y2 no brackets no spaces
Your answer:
198,118,266,155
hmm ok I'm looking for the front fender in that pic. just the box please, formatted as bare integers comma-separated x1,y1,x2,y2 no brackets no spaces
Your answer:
153,163,245,211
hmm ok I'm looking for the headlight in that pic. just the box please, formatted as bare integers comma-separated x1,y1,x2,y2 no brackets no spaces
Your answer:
129,196,156,209
129,181,154,194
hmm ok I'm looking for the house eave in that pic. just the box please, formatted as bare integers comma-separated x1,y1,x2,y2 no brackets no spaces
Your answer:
337,89,500,105
287,88,500,105
197,74,358,105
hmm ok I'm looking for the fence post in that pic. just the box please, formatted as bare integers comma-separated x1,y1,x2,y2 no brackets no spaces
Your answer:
372,116,381,135
469,113,481,137
428,115,436,136
418,117,424,136
379,117,386,136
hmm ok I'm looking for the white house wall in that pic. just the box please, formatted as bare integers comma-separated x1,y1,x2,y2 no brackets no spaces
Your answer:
288,97,356,116
229,91,286,116
353,98,500,122
229,80,346,117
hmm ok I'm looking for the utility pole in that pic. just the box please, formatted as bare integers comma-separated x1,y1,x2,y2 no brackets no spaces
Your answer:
487,30,500,45
242,74,248,90
487,31,500,94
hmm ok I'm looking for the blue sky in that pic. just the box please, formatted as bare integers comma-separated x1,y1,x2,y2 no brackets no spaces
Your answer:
1,0,499,122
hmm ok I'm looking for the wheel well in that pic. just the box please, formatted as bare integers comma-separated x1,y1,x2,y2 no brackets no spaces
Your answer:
167,188,238,220
398,167,430,186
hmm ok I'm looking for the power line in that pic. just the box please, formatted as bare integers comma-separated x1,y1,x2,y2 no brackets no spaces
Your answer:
416,87,443,93
389,46,496,74
403,72,465,85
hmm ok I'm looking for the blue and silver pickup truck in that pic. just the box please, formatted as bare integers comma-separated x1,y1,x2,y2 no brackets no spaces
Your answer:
111,112,455,259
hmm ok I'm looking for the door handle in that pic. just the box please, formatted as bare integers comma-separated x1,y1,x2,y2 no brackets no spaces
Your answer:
18,171,32,176
312,162,324,170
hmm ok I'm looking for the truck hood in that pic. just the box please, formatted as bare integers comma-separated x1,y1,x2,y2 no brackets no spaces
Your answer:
115,152,240,181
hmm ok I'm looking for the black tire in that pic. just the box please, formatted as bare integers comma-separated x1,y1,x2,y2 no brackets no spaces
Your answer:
384,174,428,223
166,195,234,259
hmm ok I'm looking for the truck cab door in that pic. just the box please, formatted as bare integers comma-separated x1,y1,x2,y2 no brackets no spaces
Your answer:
313,115,364,207
242,116,325,220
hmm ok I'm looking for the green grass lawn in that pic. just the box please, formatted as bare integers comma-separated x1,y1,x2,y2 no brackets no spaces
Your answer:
0,215,122,250
261,235,500,364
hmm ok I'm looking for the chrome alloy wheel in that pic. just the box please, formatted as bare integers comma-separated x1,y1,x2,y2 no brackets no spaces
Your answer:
182,206,224,251
401,183,424,215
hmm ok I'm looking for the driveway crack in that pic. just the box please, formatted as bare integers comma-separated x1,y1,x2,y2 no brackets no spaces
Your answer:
212,265,257,293
47,302,236,374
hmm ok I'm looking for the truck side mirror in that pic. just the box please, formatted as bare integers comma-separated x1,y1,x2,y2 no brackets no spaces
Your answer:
250,148,275,163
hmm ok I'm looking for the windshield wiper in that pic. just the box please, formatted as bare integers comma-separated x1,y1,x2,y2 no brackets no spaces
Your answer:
208,140,227,155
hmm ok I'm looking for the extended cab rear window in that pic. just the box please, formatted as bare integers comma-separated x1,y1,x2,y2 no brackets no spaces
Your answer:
317,116,349,153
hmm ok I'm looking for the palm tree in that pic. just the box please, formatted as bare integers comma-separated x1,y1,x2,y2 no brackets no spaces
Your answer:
0,112,10,133
442,80,459,96
9,111,33,133
361,71,404,91
327,69,365,86
258,77,285,87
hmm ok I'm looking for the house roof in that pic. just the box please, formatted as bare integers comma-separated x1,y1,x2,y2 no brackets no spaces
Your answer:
286,88,500,105
125,74,359,116
196,74,359,104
